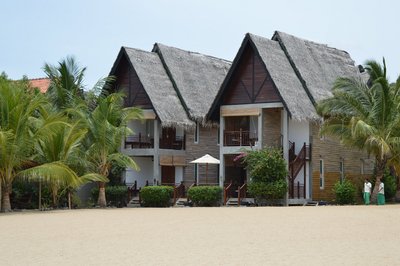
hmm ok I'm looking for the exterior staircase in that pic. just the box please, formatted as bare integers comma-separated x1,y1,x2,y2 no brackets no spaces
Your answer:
174,198,188,207
288,142,311,199
127,196,141,208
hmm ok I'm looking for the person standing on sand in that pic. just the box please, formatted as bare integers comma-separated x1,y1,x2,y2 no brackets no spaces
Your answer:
363,179,372,205
377,181,385,205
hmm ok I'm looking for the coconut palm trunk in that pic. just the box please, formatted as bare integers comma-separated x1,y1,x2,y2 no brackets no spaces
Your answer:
98,182,107,207
371,160,386,203
1,183,12,212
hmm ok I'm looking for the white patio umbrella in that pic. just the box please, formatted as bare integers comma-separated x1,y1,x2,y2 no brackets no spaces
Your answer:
190,154,220,184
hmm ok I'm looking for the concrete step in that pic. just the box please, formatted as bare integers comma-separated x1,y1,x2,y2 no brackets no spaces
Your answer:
127,197,141,208
174,198,188,207
303,201,319,206
226,198,255,207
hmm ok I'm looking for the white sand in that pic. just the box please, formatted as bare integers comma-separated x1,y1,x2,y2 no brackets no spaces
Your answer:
1,205,400,266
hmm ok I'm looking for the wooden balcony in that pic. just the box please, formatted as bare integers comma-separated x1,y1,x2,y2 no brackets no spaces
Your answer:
124,134,154,149
124,134,186,150
223,130,257,146
159,135,185,150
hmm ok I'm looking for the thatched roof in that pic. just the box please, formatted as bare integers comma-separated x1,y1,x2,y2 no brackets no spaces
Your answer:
248,33,319,121
121,47,194,128
272,31,362,104
153,43,231,123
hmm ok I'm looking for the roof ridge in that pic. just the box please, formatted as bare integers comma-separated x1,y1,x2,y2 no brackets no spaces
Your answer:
154,42,231,64
122,46,154,55
28,77,50,81
274,31,350,55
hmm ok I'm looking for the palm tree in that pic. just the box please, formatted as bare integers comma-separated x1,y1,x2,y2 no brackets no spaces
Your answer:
28,106,107,208
43,56,86,111
0,76,47,211
317,59,400,202
84,92,142,207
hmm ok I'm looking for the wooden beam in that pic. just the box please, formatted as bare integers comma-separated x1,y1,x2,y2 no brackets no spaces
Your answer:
221,107,260,117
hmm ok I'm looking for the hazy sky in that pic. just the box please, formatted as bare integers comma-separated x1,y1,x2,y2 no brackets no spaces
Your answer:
1,0,399,88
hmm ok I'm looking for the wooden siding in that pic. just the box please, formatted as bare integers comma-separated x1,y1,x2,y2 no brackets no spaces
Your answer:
114,54,153,109
222,44,280,105
310,123,374,202
262,108,282,147
184,126,219,185
312,172,371,202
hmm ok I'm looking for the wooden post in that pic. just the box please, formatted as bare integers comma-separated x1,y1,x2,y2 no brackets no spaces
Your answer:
239,128,242,146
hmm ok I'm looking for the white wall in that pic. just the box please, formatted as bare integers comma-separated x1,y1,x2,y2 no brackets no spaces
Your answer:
175,167,183,184
288,120,309,154
128,120,154,138
288,119,310,197
125,157,154,188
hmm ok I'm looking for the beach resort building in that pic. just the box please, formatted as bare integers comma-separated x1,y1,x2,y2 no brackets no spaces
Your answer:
109,44,230,189
109,31,374,203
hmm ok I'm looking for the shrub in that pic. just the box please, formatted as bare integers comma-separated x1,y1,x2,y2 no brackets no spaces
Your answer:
248,179,287,201
187,186,222,207
333,180,356,205
241,147,288,203
242,148,288,183
91,185,128,207
140,186,173,207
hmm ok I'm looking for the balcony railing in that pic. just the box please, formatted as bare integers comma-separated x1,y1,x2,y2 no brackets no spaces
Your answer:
159,135,185,150
124,134,186,150
223,130,257,146
124,134,154,149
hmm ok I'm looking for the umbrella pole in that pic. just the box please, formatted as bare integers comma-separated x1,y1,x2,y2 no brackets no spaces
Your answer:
206,163,208,185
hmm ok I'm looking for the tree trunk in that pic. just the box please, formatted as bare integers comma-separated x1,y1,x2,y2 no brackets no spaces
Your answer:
1,185,12,212
38,181,42,210
68,190,71,210
371,160,385,204
97,182,107,208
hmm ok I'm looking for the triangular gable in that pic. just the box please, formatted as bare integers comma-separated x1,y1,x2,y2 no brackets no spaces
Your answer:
109,48,153,109
208,33,318,122
109,47,194,128
221,42,281,105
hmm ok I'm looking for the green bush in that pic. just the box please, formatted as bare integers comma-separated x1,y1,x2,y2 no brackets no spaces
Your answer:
241,147,288,203
140,186,173,207
333,180,356,205
242,148,288,183
248,179,287,201
91,185,128,207
187,186,222,206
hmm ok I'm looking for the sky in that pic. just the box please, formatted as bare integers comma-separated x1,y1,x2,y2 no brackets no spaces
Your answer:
1,0,399,88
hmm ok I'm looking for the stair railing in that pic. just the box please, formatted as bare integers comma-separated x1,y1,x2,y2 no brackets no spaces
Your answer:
237,183,247,206
173,181,185,205
224,181,233,205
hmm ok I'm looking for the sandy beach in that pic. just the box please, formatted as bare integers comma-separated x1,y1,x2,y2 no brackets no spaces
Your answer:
1,205,399,266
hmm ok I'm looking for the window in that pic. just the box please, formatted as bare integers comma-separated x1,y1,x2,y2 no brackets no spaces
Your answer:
339,159,344,183
194,122,199,144
319,159,324,189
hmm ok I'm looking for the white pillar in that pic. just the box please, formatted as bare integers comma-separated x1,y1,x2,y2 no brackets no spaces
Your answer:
281,108,289,206
219,116,225,187
153,120,160,185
